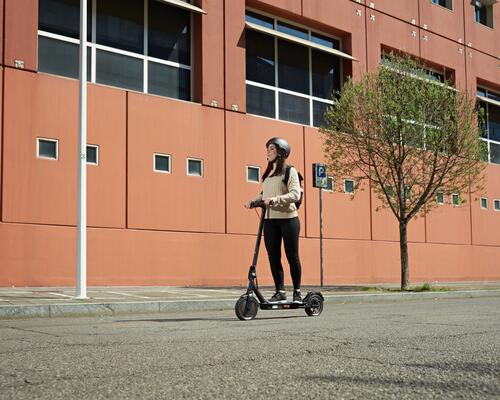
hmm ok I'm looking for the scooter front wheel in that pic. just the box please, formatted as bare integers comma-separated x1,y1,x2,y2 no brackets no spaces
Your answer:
235,295,259,321
305,293,323,317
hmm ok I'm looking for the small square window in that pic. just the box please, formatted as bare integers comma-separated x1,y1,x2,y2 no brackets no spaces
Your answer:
451,193,460,206
494,199,500,211
37,138,58,160
436,192,445,205
344,179,354,194
474,2,494,28
154,153,171,173
324,177,334,192
86,145,98,165
187,158,203,177
431,0,453,10
480,197,488,209
247,166,260,183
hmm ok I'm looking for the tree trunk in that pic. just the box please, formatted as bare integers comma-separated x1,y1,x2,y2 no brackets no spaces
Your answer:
399,221,409,290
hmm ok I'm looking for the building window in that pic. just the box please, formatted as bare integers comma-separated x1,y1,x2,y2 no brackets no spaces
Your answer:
436,191,445,205
474,0,494,28
325,176,334,192
480,197,488,209
187,158,203,176
245,11,352,127
432,0,453,10
247,166,260,183
344,179,354,194
477,87,500,164
451,193,460,206
381,53,448,84
38,0,197,101
494,199,500,211
154,153,171,173
86,144,99,165
37,138,58,160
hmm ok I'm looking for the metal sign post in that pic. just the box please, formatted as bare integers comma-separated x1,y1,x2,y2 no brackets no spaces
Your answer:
312,163,327,288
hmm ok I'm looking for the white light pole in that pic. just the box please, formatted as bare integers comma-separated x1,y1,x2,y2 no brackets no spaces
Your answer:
76,0,88,299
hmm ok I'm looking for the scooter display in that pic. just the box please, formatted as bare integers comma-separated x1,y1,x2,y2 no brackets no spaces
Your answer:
235,200,324,321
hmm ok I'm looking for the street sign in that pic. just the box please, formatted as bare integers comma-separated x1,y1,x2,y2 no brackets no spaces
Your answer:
312,163,327,189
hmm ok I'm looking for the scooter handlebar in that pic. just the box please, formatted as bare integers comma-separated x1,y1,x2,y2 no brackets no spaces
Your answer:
249,199,274,208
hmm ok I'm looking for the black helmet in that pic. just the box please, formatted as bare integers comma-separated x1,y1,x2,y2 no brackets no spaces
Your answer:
266,137,291,158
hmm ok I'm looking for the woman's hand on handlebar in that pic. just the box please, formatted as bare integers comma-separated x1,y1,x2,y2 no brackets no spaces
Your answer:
244,201,252,209
263,198,274,207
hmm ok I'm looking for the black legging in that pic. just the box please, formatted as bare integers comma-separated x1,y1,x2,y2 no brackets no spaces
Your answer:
263,217,302,291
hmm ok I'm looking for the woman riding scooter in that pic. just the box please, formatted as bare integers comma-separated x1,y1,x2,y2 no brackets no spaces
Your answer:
245,137,302,303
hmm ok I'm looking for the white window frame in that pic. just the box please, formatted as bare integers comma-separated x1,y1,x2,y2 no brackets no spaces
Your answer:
246,166,261,183
451,193,460,207
436,191,445,205
477,86,500,164
344,179,355,194
38,0,194,101
480,197,488,209
431,0,453,11
86,144,99,165
187,157,203,177
494,199,500,211
37,137,59,160
153,153,172,174
245,8,344,128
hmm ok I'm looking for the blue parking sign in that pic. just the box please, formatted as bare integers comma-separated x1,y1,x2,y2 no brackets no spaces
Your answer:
313,163,327,188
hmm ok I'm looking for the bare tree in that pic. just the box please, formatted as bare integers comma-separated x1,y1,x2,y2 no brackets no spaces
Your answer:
321,55,486,290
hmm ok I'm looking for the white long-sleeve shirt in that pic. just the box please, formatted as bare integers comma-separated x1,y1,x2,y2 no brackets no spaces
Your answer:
256,167,301,219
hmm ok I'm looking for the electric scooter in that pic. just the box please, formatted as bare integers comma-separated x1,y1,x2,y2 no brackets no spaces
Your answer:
235,200,324,321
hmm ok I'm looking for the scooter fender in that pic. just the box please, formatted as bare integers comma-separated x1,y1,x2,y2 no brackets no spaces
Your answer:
303,291,324,306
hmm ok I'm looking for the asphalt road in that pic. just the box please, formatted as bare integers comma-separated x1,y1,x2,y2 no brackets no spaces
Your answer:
1,297,499,399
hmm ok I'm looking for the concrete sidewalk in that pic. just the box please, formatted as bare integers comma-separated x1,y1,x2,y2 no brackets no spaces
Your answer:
1,282,500,319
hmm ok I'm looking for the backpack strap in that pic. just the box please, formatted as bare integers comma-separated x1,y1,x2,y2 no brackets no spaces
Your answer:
283,165,293,186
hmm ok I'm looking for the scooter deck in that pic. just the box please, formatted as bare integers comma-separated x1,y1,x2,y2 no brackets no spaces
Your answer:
260,302,305,310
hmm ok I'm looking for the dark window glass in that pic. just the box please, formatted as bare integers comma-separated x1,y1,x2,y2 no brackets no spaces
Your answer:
489,104,500,142
475,5,493,27
313,101,330,128
477,87,487,97
487,90,500,103
311,33,340,50
96,49,143,91
325,177,333,191
246,30,275,86
245,11,274,29
436,192,444,204
96,0,143,54
39,0,91,40
478,100,489,138
278,40,309,95
247,167,260,182
491,142,500,164
481,198,488,209
39,36,91,80
277,21,308,40
188,159,202,176
148,62,190,101
432,0,452,10
38,139,57,159
155,155,170,172
86,146,98,164
494,199,500,210
246,85,275,118
149,1,190,65
312,50,340,99
344,180,354,193
278,92,309,125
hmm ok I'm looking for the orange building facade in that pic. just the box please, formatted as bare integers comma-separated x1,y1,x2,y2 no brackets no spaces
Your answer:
0,0,499,287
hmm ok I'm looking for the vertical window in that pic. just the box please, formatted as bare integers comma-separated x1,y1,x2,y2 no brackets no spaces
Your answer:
37,138,58,160
187,158,203,177
86,145,99,165
344,179,354,194
154,153,171,173
494,199,500,211
474,1,494,28
436,192,445,205
247,166,260,183
480,197,488,209
451,193,460,206
431,0,453,10
477,87,500,164
245,12,345,127
38,0,196,101
325,176,334,192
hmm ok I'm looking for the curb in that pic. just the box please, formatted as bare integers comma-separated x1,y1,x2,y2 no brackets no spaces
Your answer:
1,289,499,320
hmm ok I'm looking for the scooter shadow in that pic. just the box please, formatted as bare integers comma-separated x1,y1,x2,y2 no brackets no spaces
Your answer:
117,315,307,323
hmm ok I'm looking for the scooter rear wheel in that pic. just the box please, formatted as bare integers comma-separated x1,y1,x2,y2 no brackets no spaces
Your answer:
235,295,259,321
305,293,323,317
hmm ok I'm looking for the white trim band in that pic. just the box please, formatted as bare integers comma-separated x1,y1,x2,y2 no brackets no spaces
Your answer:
156,0,206,15
245,21,357,62
477,94,500,108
